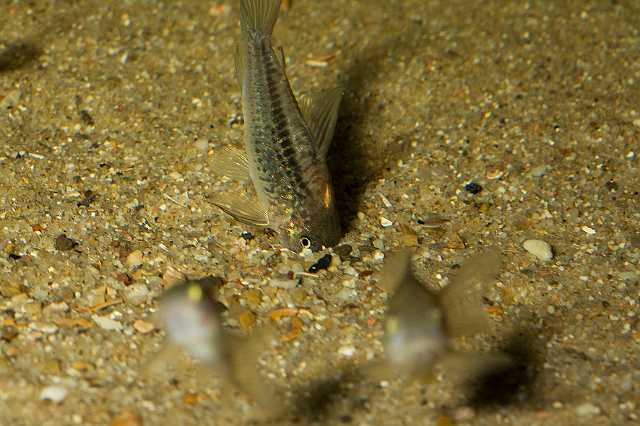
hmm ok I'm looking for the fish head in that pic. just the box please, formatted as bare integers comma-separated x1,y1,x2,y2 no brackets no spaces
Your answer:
157,279,226,364
282,203,341,252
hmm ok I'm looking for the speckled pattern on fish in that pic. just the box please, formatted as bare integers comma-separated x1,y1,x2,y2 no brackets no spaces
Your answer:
213,0,342,253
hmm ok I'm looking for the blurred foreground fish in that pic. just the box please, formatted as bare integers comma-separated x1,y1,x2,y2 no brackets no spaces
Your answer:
212,0,342,253
157,280,280,412
370,249,504,381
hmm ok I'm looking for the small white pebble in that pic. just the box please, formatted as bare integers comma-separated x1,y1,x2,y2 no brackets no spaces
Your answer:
523,239,553,261
124,283,149,305
269,278,297,289
126,250,144,268
338,345,356,357
453,406,475,420
133,319,155,334
380,217,393,228
343,266,358,276
576,402,601,417
581,226,596,235
194,139,209,154
379,193,392,208
40,385,67,403
373,250,385,261
92,314,123,331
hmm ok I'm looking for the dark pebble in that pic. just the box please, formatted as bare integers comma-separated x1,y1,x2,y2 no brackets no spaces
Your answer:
308,254,332,273
115,272,132,286
333,244,352,259
54,234,78,251
79,109,94,125
339,414,353,423
77,189,97,207
240,231,254,241
0,325,19,342
464,182,483,194
8,253,22,260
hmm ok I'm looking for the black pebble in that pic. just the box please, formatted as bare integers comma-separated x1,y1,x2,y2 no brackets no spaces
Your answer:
333,244,352,259
308,254,332,273
54,234,78,251
77,189,97,207
240,231,254,241
464,182,483,194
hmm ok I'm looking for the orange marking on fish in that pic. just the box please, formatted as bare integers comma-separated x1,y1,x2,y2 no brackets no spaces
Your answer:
323,184,331,208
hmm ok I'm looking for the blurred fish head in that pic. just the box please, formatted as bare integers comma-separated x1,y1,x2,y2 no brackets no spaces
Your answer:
384,307,447,371
157,280,226,364
380,250,448,373
282,203,341,252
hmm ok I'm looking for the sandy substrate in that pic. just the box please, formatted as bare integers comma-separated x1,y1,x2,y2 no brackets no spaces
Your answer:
0,0,638,425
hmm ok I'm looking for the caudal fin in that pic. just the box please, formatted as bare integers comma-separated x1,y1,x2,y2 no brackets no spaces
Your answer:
240,0,281,36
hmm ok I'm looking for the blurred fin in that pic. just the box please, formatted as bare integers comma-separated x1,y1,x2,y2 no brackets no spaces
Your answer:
377,249,413,294
440,249,501,337
299,88,342,159
362,359,395,382
212,145,250,181
438,351,513,385
227,327,286,416
211,193,269,227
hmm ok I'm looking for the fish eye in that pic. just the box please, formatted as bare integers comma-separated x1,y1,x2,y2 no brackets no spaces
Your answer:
300,237,311,248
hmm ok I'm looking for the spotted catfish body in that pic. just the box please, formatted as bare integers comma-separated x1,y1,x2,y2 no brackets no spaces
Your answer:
213,0,341,252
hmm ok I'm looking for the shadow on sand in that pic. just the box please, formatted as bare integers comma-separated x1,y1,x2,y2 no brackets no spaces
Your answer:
0,40,43,73
466,329,543,408
329,24,426,233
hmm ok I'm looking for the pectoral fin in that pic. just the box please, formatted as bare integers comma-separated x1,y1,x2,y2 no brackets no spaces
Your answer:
211,193,269,227
299,87,342,159
376,249,413,294
211,145,251,181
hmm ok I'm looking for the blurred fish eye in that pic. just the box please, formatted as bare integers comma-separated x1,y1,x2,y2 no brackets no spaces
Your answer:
300,237,312,248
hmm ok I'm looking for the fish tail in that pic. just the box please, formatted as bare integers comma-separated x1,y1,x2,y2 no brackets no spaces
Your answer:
240,0,281,37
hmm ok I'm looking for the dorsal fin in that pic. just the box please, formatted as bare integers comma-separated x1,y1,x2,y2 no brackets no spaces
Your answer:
299,87,343,159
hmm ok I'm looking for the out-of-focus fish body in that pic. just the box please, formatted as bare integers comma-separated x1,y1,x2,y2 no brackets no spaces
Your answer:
213,0,342,252
157,279,278,411
376,250,502,380
157,280,229,366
